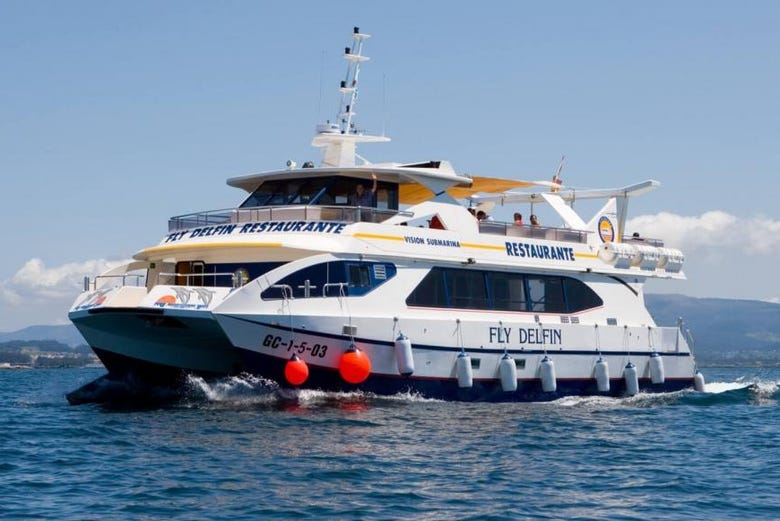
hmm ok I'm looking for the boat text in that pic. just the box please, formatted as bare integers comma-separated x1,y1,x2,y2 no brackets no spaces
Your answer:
262,334,329,358
164,221,346,243
505,241,575,262
489,326,562,345
404,236,461,248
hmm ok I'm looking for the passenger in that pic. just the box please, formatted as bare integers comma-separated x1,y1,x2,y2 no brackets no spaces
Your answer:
530,214,540,226
351,172,378,207
476,210,486,221
467,207,477,218
514,213,523,226
632,232,644,241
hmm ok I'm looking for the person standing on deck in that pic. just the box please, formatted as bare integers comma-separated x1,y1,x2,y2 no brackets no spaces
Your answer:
352,173,378,207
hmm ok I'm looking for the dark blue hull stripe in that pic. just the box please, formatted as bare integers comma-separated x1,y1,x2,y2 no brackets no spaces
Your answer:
236,348,695,402
223,314,692,357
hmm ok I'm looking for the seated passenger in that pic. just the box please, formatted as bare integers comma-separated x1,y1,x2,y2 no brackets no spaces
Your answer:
530,214,540,226
476,210,494,221
514,213,523,226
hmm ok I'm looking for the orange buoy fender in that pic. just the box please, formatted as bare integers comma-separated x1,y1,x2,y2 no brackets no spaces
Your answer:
284,354,309,386
339,344,371,384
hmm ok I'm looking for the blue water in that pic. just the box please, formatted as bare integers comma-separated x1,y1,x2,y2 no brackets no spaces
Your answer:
1,367,778,520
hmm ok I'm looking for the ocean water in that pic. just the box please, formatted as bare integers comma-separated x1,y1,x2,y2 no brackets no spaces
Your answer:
1,367,778,520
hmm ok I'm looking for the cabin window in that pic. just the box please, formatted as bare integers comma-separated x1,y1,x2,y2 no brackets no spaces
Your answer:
562,278,603,312
175,261,205,286
406,268,602,313
446,269,488,310
261,261,397,300
489,271,527,312
174,261,282,287
526,275,566,313
405,268,447,307
348,264,371,289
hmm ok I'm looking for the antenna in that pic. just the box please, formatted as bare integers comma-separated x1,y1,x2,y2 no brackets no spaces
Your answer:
311,27,390,167
337,26,370,135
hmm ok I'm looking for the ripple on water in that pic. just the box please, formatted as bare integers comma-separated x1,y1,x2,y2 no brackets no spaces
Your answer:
1,367,779,520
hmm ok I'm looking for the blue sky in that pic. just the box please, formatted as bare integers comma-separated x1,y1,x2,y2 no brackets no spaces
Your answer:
1,1,779,331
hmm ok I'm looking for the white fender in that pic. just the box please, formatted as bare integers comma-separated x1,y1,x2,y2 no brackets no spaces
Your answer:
649,352,665,384
540,356,557,393
498,354,518,392
594,357,610,392
624,362,639,396
394,334,414,376
456,352,473,388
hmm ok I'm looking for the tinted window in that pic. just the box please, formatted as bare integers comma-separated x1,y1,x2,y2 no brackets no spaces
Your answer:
261,261,396,300
406,267,601,313
240,176,399,209
563,278,603,312
446,269,488,310
406,268,447,307
527,275,565,313
489,271,526,312
175,261,282,287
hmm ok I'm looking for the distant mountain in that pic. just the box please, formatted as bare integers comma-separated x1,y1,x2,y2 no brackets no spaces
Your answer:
0,324,86,347
646,294,780,365
1,295,778,365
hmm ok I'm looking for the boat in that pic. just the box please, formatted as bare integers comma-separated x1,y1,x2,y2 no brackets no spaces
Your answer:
68,27,705,402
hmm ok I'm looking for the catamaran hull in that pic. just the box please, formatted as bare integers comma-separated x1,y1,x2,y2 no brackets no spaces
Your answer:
236,347,694,401
217,315,699,402
69,308,242,384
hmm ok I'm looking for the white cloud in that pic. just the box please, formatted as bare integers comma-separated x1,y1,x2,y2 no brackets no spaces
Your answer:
627,211,780,257
3,259,127,298
0,257,132,331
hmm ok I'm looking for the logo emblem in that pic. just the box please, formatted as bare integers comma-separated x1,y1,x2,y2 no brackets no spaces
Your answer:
598,216,615,243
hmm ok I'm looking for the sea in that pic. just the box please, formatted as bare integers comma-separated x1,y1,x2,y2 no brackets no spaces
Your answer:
1,366,778,520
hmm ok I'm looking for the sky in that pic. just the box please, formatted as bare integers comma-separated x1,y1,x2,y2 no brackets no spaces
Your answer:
1,1,779,331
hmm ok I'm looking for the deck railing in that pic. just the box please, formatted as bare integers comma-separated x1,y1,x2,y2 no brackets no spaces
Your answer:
168,205,413,232
479,221,590,243
622,235,665,247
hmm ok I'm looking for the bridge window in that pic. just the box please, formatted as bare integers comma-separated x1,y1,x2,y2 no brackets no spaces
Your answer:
240,176,399,209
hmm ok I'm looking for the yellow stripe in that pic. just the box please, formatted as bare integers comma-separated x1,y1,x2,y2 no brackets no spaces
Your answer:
352,232,405,242
575,253,599,259
140,242,282,255
461,242,506,251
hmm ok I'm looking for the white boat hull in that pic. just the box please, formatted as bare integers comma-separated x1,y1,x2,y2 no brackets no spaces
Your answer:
216,312,698,401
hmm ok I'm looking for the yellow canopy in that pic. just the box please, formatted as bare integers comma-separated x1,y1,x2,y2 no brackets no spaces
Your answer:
399,176,533,205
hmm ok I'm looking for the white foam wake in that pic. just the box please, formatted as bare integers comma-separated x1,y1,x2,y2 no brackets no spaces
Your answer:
186,373,279,403
704,381,751,394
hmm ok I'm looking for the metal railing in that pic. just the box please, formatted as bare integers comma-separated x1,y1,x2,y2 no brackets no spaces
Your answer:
622,235,665,247
85,274,145,291
168,205,413,232
156,271,247,288
478,221,590,244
